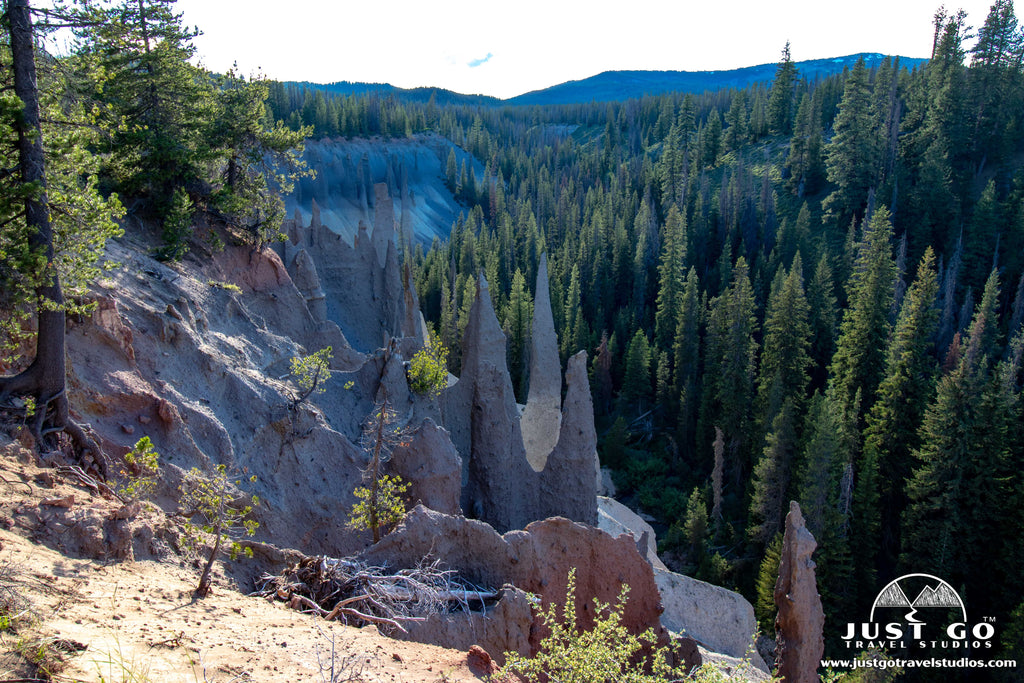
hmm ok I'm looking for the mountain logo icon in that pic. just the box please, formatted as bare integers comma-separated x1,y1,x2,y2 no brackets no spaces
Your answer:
869,573,966,624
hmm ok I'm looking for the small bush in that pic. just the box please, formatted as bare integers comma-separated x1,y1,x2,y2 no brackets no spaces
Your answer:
290,346,333,407
206,279,241,293
157,187,194,262
494,568,680,683
117,436,160,501
407,336,449,397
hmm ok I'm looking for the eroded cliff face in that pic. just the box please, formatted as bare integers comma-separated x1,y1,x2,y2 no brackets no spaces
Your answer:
286,135,481,246
66,178,600,560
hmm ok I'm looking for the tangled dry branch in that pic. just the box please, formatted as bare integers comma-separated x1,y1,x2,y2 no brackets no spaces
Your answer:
252,556,498,634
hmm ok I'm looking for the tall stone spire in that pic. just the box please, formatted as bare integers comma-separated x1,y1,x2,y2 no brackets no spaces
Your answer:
521,253,562,470
774,501,825,683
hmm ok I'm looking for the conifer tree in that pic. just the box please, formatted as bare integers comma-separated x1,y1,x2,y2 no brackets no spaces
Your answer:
723,91,748,153
74,0,213,216
807,253,839,390
748,399,798,548
854,247,939,597
767,42,798,135
902,270,1014,616
756,256,812,436
0,0,123,466
829,205,896,419
621,329,652,413
702,257,759,481
798,389,858,631
504,268,533,400
672,268,702,452
824,58,879,229
654,205,687,350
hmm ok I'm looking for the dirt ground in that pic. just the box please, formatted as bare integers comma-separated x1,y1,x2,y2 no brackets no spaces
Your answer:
0,442,491,683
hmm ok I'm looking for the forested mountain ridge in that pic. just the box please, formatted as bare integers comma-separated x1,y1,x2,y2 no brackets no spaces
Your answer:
285,53,929,107
507,53,930,105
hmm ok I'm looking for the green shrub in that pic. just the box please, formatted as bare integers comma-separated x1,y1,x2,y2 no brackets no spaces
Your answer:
494,568,680,683
407,336,449,397
117,436,160,501
346,473,410,540
156,187,194,261
206,279,241,293
290,346,333,407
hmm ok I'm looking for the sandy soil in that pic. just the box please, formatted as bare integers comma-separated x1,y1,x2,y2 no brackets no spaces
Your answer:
0,444,489,683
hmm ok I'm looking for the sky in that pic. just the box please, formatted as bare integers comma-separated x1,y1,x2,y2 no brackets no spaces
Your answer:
172,0,1002,100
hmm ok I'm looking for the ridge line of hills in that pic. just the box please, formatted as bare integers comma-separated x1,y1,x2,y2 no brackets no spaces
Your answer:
286,52,928,106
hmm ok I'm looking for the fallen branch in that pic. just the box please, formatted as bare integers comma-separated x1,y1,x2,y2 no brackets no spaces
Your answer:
55,464,118,500
254,554,498,634
327,606,409,633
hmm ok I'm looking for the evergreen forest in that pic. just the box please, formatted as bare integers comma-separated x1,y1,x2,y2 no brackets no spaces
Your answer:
4,0,1024,669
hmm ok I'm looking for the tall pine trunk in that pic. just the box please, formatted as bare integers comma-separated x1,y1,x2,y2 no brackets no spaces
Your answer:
2,0,104,474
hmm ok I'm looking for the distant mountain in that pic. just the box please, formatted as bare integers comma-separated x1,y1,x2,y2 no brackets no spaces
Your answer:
507,53,929,105
290,53,929,109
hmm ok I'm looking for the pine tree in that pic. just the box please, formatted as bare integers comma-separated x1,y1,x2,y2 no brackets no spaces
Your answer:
654,205,687,350
207,70,311,247
702,257,759,481
723,91,748,153
672,268,702,452
756,256,812,436
621,329,652,413
74,0,214,217
504,268,533,400
0,0,123,468
829,205,896,419
798,389,858,632
767,42,798,135
748,399,798,548
824,58,879,229
755,533,783,633
902,269,1014,616
855,247,939,596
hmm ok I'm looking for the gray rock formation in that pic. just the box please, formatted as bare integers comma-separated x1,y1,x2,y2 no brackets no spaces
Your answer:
774,501,824,683
521,253,562,470
597,496,666,570
537,351,598,525
289,249,327,323
441,271,598,532
372,183,396,267
394,586,534,665
388,418,462,516
67,241,369,558
279,183,423,353
655,568,767,671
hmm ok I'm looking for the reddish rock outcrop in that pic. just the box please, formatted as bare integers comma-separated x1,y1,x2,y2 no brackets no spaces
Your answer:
774,501,824,683
359,506,665,660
